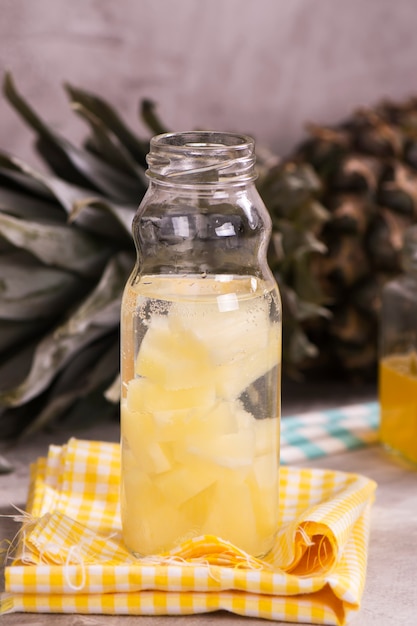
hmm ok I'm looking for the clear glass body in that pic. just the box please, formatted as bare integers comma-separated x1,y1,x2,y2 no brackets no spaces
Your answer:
379,225,417,466
120,131,282,556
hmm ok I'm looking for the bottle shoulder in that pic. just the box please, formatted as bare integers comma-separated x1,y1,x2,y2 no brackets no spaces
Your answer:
133,184,271,245
131,183,273,277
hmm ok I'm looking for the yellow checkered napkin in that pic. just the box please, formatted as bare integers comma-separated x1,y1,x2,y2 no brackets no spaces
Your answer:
1,438,376,625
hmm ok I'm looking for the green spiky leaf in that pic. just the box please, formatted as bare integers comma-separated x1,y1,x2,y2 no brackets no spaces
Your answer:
140,99,169,136
4,72,145,202
0,151,133,240
20,334,118,438
0,212,112,278
0,252,131,408
0,252,84,319
71,102,148,184
64,83,149,165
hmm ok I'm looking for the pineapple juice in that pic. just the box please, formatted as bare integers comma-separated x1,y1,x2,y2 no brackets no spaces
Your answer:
379,353,417,465
120,274,281,556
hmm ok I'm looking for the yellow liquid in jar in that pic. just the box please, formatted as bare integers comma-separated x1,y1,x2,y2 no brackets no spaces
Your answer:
120,275,281,556
379,353,417,466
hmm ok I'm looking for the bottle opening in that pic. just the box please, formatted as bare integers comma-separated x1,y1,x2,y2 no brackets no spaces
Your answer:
146,131,256,185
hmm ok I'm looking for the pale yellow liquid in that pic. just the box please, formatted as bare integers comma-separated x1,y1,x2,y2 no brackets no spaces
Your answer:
120,275,281,556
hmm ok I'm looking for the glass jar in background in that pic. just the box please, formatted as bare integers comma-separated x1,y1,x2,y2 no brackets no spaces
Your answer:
379,224,417,466
120,131,282,557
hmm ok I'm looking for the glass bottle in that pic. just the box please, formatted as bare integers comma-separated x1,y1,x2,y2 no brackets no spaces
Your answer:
120,131,282,557
379,224,417,466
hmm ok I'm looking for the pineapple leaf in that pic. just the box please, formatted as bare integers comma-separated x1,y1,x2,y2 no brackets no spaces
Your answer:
276,220,326,259
0,338,37,392
19,334,118,438
0,318,49,355
69,197,134,239
71,102,148,184
64,83,149,165
280,283,321,370
0,160,57,201
293,235,327,259
293,200,330,232
0,252,84,320
0,152,133,241
70,251,131,328
0,212,112,278
141,99,169,135
4,73,145,203
0,252,131,408
3,72,51,140
0,187,66,223
288,326,319,363
293,258,328,305
294,299,332,321
258,162,322,218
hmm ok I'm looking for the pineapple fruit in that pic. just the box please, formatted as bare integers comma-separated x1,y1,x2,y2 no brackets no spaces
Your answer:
258,101,417,380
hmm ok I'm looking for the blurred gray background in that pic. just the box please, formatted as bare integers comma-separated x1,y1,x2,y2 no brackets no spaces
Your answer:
0,0,416,162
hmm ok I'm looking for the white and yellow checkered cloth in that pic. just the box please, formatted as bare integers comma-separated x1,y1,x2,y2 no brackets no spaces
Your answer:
1,438,376,625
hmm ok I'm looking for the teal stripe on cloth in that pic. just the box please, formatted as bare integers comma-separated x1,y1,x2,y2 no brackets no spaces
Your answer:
280,401,379,464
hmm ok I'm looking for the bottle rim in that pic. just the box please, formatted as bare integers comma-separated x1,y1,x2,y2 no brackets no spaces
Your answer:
146,131,257,186
150,131,254,151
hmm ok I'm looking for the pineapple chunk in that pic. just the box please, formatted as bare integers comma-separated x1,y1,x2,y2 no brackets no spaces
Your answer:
152,408,197,442
169,401,255,476
175,297,272,365
120,443,139,476
139,441,172,475
246,470,279,547
136,315,214,390
216,348,279,399
121,413,172,475
126,377,215,412
202,478,259,554
121,403,157,454
182,401,238,443
180,483,216,528
154,461,219,507
154,400,237,450
252,453,278,489
186,428,255,470
121,470,189,554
